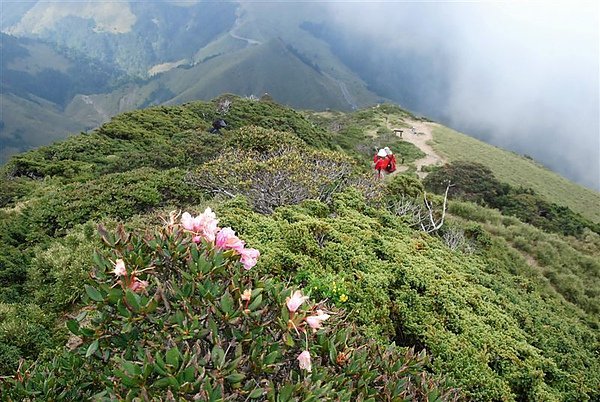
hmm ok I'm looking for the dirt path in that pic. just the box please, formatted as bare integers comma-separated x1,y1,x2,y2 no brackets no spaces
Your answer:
322,72,358,110
391,119,446,179
229,16,262,46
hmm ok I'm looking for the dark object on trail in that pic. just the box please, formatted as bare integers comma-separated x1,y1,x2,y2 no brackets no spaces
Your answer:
209,119,227,134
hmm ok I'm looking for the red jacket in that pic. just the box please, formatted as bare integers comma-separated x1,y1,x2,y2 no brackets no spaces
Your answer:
374,156,389,171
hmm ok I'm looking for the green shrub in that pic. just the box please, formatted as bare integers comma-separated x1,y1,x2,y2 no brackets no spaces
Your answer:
27,223,98,312
200,95,335,149
3,212,458,401
0,177,37,208
426,161,599,237
386,174,424,199
423,161,506,204
25,167,202,236
224,125,306,153
188,137,358,213
0,210,40,303
0,304,55,375
4,126,224,182
210,191,600,401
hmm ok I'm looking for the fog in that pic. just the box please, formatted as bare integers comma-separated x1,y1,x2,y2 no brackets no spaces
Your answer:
324,1,599,190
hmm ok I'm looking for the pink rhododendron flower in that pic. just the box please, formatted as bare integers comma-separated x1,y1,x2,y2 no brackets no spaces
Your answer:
192,235,202,244
297,350,312,372
181,208,219,243
286,290,309,313
180,212,196,231
239,248,260,270
241,289,252,301
113,259,127,276
129,277,148,293
306,310,330,330
215,227,245,252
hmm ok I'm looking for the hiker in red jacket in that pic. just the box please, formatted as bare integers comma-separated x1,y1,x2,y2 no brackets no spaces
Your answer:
374,149,389,179
384,147,397,173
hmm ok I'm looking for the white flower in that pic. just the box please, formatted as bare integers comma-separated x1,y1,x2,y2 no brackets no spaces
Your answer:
113,259,126,276
297,350,312,372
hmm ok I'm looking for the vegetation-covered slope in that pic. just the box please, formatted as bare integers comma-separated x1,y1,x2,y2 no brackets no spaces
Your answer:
0,96,598,401
431,125,600,223
0,33,125,163
0,93,84,163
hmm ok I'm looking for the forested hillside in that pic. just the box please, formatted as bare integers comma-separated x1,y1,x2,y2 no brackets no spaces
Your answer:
0,96,598,401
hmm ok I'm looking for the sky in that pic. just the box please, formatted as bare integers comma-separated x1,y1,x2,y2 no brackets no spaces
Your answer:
325,1,600,190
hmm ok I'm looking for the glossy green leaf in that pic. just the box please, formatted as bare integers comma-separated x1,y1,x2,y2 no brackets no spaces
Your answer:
166,347,180,371
225,373,245,383
125,289,141,312
85,340,99,358
66,319,80,335
85,285,104,302
122,361,142,377
248,294,263,311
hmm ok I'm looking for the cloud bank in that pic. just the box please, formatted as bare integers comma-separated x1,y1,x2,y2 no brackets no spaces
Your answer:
325,1,599,190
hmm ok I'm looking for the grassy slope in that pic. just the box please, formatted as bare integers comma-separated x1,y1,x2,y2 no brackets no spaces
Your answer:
64,81,168,123
191,33,247,64
5,40,71,74
1,36,92,163
431,125,600,223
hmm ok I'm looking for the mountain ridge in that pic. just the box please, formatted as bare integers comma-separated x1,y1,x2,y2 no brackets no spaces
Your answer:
0,96,598,400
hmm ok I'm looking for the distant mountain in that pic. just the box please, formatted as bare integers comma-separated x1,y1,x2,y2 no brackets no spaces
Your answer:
0,1,389,163
1,1,597,190
2,1,238,76
0,33,126,162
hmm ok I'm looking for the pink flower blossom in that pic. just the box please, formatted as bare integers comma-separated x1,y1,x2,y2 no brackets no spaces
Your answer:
241,289,252,301
113,259,127,276
129,277,148,293
192,235,202,244
306,310,330,330
215,227,245,252
181,208,219,243
286,290,309,313
180,212,196,232
297,350,312,372
239,248,260,270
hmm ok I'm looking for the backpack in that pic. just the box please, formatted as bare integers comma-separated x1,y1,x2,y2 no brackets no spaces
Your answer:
386,156,396,173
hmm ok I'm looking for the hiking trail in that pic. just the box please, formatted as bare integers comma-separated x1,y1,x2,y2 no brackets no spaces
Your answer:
388,119,446,179
230,16,262,46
